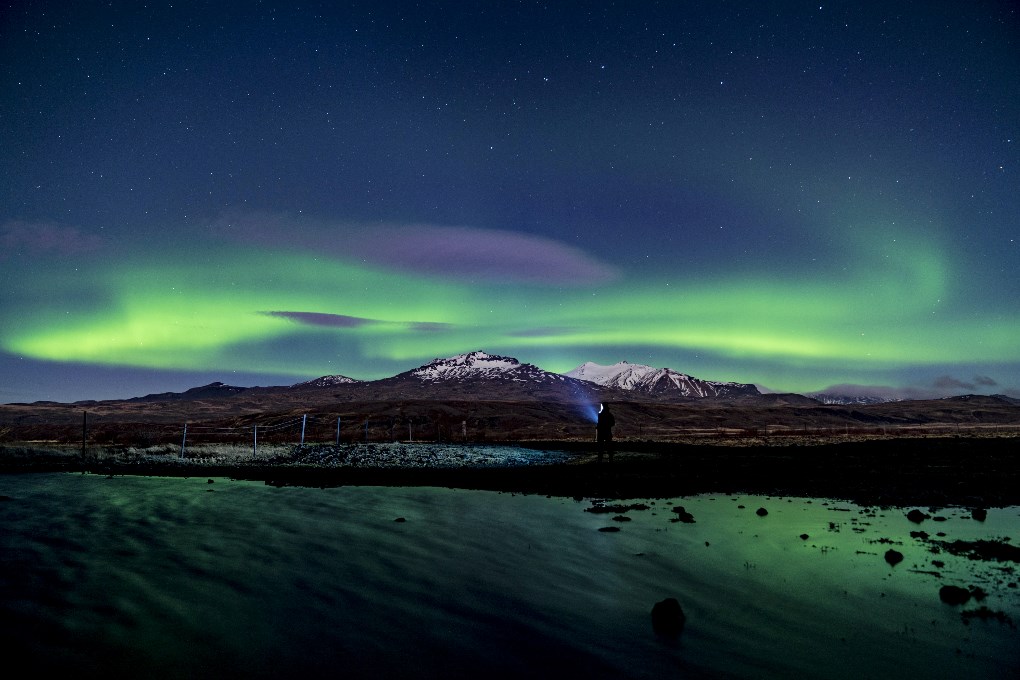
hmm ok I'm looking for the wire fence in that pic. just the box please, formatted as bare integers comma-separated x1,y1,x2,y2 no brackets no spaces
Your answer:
177,413,478,456
181,415,312,459
5,408,1020,461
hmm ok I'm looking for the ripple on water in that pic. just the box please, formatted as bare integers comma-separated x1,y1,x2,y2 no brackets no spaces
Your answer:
0,472,1017,679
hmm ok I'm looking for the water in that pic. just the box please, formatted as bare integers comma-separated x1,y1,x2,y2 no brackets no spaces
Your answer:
1,472,1017,679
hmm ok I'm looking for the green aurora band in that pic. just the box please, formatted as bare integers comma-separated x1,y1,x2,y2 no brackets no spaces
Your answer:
4,223,1016,394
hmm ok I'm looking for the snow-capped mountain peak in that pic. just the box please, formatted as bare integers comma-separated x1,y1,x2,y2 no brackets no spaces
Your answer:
389,350,579,387
565,361,760,398
407,351,558,383
293,374,361,388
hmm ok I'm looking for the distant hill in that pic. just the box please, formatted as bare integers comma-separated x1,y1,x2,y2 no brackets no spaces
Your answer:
292,375,361,388
127,382,250,402
808,393,893,406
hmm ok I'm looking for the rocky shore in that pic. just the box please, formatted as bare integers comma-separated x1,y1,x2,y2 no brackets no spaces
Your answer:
3,435,1018,508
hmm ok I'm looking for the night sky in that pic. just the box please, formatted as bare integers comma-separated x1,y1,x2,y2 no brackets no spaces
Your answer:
2,1,1017,403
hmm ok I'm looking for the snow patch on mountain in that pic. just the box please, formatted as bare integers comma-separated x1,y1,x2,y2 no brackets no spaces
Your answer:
565,361,760,398
408,351,564,383
293,375,361,388
809,393,893,405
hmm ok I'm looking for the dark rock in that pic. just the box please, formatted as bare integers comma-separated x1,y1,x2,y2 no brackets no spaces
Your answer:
651,597,686,636
671,506,696,523
939,585,971,605
935,538,1020,563
612,515,632,522
756,507,768,517
960,606,1014,627
598,526,621,532
207,479,215,484
884,549,904,566
586,503,651,515
906,509,929,523
799,534,809,540
394,517,406,523
971,508,987,522
910,531,929,540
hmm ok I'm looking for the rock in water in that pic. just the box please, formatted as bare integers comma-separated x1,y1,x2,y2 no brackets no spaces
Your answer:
971,508,987,522
884,549,904,566
939,585,972,606
906,509,929,523
671,506,696,523
651,598,686,636
756,507,768,517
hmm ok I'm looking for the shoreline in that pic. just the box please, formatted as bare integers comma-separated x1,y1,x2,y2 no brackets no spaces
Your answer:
3,435,1018,507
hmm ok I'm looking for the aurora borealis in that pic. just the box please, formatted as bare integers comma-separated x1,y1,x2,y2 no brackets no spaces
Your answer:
1,2,1017,402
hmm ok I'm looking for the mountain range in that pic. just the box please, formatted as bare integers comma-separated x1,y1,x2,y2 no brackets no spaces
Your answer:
18,350,1019,407
4,351,1019,443
122,351,768,405
565,360,760,398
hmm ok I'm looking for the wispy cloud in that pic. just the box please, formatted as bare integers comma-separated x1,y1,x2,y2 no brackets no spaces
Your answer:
933,375,975,390
1,220,104,259
213,213,619,286
409,322,453,332
507,326,579,338
264,311,452,333
351,225,619,286
263,311,375,328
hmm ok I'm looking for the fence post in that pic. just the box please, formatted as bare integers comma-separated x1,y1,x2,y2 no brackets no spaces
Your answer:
301,414,307,446
253,425,258,457
180,423,188,460
336,417,341,447
364,420,368,442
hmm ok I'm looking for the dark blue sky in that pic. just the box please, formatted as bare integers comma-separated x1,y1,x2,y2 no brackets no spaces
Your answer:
2,1,1017,402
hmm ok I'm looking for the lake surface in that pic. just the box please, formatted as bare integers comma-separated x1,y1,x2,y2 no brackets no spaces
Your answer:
1,471,1017,679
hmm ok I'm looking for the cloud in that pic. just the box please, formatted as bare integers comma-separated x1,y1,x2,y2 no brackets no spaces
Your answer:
1,220,104,259
264,311,452,333
212,213,618,286
408,322,452,332
973,375,998,386
263,311,375,328
507,326,579,338
352,225,619,286
933,375,974,390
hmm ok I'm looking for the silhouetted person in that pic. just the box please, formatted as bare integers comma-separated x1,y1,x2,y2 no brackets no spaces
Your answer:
596,403,615,463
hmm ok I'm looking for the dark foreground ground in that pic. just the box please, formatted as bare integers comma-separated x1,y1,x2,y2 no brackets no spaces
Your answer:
3,436,1018,508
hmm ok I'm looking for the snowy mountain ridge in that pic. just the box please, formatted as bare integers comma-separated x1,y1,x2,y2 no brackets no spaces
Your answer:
401,350,568,384
293,374,361,388
565,360,760,398
809,393,893,406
